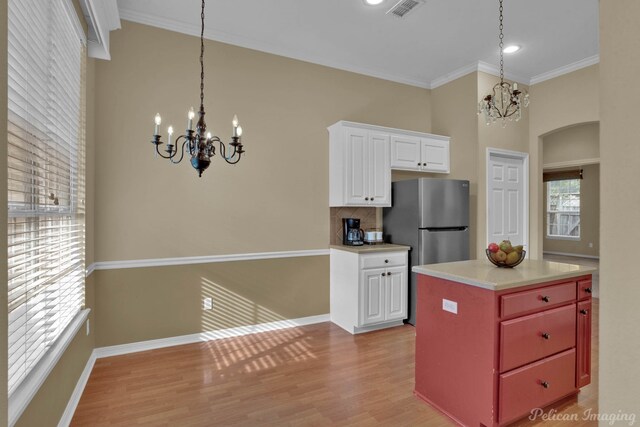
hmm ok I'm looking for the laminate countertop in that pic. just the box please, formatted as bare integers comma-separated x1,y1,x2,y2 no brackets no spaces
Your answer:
330,244,410,254
412,259,597,291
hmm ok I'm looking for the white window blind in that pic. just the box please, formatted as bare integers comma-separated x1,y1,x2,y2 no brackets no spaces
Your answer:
7,0,86,396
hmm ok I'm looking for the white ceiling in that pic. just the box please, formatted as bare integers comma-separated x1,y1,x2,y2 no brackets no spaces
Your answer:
116,0,599,88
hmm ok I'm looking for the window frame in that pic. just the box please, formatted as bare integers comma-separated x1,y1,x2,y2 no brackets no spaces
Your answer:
546,179,581,241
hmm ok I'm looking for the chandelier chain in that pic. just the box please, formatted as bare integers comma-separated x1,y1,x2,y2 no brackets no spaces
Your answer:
200,0,205,109
498,0,504,82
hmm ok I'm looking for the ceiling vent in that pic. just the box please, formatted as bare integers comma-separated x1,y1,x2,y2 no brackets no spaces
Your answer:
386,0,425,18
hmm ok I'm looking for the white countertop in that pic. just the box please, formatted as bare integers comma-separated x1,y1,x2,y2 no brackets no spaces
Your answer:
330,244,410,254
412,259,597,291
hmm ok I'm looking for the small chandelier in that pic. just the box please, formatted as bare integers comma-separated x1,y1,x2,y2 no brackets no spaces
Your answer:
151,0,244,177
478,0,529,127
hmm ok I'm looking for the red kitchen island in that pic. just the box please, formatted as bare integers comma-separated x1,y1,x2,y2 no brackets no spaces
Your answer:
412,259,596,426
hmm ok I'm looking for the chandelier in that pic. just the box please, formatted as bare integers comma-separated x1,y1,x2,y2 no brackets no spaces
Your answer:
478,0,529,127
151,0,244,177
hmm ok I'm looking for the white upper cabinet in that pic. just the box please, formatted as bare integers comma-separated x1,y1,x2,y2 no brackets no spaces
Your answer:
420,137,450,173
329,121,450,207
390,134,421,170
391,133,450,173
329,122,391,207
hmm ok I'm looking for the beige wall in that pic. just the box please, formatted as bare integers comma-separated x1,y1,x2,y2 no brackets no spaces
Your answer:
1,0,8,424
599,0,640,418
94,21,431,262
477,72,530,255
94,257,328,347
543,122,599,166
528,65,599,258
92,20,431,346
543,164,599,257
428,72,479,258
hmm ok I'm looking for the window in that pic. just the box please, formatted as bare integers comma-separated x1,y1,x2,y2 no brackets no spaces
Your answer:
7,0,86,398
546,179,580,239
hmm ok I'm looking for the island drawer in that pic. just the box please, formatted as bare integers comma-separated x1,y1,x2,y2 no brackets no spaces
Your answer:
500,281,576,318
578,279,593,300
499,349,576,424
360,252,406,269
500,304,576,372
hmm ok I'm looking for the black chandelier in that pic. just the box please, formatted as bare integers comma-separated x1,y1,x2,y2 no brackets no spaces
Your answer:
151,0,244,177
478,0,529,126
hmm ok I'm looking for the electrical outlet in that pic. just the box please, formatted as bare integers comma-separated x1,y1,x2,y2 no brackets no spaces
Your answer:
588,242,593,248
86,319,90,336
203,297,213,310
442,299,458,314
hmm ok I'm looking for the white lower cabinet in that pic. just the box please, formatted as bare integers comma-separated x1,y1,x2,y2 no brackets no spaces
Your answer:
330,247,409,334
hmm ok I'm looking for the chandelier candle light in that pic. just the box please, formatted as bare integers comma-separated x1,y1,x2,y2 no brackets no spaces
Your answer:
151,0,244,177
478,0,529,127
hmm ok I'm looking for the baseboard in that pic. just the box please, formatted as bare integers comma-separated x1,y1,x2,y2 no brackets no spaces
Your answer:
94,313,331,359
57,350,97,427
543,251,600,260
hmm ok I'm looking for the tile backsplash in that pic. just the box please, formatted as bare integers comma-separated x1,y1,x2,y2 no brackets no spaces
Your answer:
330,207,378,245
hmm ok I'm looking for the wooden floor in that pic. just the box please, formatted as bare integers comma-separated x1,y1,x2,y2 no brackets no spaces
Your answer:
72,301,599,427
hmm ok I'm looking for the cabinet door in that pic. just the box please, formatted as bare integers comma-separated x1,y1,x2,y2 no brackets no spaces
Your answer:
421,137,450,173
360,269,386,326
576,299,592,387
390,134,421,170
385,266,407,321
368,132,391,206
344,128,369,205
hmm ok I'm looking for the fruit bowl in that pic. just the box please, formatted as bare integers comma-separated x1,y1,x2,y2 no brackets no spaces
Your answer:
486,249,526,268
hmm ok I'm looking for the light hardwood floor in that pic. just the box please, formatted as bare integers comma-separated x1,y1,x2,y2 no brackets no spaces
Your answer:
73,269,599,426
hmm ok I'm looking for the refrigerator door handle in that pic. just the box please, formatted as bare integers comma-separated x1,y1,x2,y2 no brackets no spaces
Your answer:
423,227,468,232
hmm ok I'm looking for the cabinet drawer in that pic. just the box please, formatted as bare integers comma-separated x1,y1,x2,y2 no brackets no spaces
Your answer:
500,304,576,372
577,279,593,300
360,253,406,269
499,349,576,424
501,282,576,318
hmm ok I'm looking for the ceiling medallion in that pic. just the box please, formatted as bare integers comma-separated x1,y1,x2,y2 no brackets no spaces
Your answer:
478,0,529,127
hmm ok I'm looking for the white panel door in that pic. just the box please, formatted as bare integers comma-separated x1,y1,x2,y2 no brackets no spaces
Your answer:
390,134,421,170
385,267,407,321
360,269,386,326
487,150,528,249
421,138,450,173
368,132,391,206
344,128,368,205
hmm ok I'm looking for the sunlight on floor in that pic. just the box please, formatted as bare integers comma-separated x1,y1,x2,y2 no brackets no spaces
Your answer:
199,277,318,376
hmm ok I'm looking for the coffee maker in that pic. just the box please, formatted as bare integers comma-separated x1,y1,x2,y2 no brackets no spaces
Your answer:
342,218,364,246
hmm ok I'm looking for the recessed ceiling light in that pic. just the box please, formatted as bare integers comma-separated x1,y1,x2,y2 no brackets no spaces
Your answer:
502,45,521,54
365,0,385,5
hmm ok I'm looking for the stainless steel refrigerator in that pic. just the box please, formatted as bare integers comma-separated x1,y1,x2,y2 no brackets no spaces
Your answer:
383,178,470,325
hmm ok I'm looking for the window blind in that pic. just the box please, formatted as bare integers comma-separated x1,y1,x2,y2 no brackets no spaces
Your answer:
543,168,584,182
7,0,86,396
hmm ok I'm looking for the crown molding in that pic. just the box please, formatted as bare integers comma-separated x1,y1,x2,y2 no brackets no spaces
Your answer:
80,0,121,60
429,61,529,89
117,7,598,91
118,9,430,89
529,54,599,86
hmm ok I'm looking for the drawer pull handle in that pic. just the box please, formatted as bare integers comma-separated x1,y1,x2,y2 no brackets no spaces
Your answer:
365,197,369,201
541,381,550,389
580,309,589,315
541,332,551,340
385,259,389,263
541,295,551,303
584,287,592,294
381,272,386,277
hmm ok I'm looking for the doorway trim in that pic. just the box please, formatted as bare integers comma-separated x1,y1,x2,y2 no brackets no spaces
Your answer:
486,147,530,255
